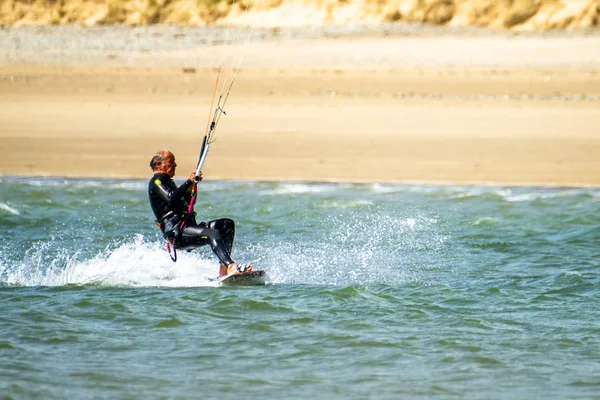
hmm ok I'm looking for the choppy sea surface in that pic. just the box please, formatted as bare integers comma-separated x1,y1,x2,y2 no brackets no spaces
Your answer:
1,177,599,399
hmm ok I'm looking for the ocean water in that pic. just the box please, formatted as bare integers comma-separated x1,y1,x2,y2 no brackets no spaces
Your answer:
1,177,599,399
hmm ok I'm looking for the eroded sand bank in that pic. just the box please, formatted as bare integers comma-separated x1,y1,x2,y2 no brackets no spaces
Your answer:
1,26,600,186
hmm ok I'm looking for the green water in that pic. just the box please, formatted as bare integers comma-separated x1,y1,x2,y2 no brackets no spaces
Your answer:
1,178,599,399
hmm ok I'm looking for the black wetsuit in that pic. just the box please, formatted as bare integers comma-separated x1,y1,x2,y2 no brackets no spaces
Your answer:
148,173,235,265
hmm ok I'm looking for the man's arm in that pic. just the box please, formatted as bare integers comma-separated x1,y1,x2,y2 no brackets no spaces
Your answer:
152,178,194,206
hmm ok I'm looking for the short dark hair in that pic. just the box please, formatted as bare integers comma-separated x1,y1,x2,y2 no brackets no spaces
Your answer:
150,151,166,171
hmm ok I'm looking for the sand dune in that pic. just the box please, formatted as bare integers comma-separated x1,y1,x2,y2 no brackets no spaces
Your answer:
2,0,599,31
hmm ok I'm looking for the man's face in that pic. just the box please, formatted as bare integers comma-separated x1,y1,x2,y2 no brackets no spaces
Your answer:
161,152,177,177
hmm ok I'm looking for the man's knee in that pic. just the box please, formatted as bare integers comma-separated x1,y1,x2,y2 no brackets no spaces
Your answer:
211,218,235,232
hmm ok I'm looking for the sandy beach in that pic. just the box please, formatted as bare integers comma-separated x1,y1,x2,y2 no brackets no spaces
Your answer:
2,26,600,187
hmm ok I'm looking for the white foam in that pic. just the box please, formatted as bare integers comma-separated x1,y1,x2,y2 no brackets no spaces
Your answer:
320,199,374,209
369,184,442,195
6,178,146,191
0,202,19,215
446,187,510,199
370,184,405,194
260,183,338,195
245,210,446,286
404,218,417,231
1,235,221,287
505,193,541,202
472,217,500,226
504,190,585,202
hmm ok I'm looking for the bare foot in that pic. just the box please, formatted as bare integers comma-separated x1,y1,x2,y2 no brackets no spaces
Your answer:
219,263,228,277
226,263,253,275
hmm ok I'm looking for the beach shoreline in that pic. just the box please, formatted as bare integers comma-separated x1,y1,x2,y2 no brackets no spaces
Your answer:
2,26,600,188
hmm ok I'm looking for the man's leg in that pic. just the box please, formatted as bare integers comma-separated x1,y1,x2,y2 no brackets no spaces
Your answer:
207,218,240,277
207,218,235,259
178,224,235,266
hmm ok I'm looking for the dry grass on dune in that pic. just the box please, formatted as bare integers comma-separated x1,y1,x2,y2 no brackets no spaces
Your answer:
1,0,599,30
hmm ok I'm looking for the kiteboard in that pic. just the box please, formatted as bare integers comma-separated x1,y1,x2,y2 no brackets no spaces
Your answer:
217,270,266,286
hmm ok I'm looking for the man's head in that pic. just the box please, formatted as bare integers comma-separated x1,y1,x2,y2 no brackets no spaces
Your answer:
150,150,177,177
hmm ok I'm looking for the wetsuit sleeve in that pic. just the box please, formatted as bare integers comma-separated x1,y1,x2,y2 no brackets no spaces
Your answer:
184,184,194,202
152,178,194,206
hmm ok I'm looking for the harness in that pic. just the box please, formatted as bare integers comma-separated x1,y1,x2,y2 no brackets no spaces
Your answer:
156,185,198,262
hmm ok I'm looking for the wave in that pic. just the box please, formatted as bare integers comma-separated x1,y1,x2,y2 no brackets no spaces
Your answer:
440,187,600,203
547,226,600,243
366,185,600,207
0,202,20,215
0,177,147,191
503,190,597,203
319,199,374,209
471,217,500,226
260,183,345,196
370,184,446,195
1,203,449,288
0,235,221,288
4,177,599,200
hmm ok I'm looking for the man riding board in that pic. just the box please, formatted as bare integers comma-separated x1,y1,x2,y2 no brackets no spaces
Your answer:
148,150,252,277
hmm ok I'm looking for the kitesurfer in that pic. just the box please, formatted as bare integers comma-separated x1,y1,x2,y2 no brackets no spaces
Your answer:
148,150,251,277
